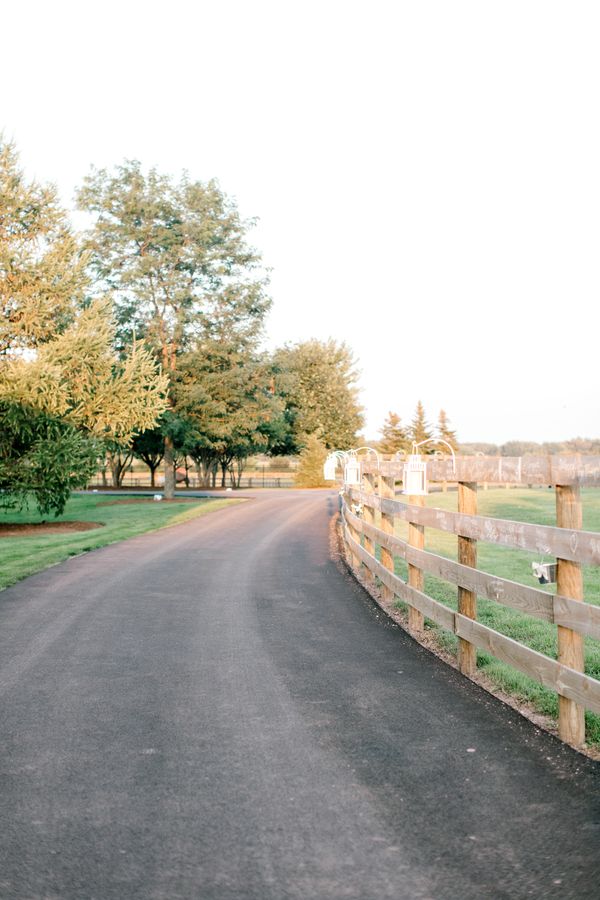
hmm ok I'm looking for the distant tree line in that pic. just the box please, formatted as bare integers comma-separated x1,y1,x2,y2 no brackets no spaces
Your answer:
459,438,600,456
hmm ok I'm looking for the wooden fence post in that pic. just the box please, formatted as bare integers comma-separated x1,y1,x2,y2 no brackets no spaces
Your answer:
346,488,361,571
379,474,396,603
407,495,425,632
458,481,478,676
362,470,376,587
556,484,585,746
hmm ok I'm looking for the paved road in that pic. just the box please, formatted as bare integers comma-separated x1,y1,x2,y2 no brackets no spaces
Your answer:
1,490,600,899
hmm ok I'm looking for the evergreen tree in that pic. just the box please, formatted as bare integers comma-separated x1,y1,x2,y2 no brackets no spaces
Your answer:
295,433,329,488
378,411,408,456
408,401,433,449
437,409,458,451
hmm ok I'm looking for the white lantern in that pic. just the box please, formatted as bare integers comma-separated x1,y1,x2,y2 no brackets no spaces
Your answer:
344,457,361,486
402,453,428,495
323,454,337,481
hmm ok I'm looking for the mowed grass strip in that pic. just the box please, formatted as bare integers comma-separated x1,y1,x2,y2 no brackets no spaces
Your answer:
0,494,241,590
387,487,600,743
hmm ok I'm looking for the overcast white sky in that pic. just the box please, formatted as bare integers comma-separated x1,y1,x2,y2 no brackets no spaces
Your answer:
2,0,599,443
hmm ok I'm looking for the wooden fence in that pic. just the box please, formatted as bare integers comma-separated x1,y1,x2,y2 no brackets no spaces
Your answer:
340,455,600,748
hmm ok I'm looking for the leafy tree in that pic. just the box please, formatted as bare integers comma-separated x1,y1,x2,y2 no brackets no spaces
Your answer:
0,139,88,354
0,405,99,516
132,426,165,487
175,340,284,487
437,409,458,452
378,411,408,456
295,433,329,488
1,300,167,440
407,401,433,449
0,140,168,514
272,339,363,451
77,161,270,497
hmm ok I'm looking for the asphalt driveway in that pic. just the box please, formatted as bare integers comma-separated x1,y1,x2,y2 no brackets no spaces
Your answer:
1,490,599,899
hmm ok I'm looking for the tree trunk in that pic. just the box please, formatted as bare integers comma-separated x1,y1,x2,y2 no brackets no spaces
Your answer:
109,453,132,488
234,456,246,488
110,462,120,488
164,436,176,499
150,466,156,488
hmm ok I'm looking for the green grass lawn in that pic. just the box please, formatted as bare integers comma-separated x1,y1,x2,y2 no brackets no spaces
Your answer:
0,493,241,590
380,487,600,743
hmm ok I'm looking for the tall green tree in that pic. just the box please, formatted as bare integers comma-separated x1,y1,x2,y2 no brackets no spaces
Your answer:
407,400,433,449
378,411,408,456
272,339,363,451
0,140,168,514
77,161,270,497
131,426,165,487
175,340,284,487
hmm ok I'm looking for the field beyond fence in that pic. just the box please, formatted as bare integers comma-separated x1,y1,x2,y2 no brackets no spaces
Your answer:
341,455,600,749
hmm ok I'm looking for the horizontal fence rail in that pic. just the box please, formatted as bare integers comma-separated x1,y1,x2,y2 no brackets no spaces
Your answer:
348,488,600,565
362,454,600,487
339,456,600,749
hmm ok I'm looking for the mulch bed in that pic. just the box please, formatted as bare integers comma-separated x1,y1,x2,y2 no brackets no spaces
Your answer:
0,522,104,538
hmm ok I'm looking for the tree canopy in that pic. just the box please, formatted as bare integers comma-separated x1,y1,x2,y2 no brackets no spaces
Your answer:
272,339,363,451
77,161,271,494
0,140,168,514
174,339,284,487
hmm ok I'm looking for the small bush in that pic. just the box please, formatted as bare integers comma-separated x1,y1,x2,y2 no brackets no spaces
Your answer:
295,435,329,488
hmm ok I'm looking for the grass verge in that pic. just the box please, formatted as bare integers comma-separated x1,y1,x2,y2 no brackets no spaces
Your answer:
0,493,242,590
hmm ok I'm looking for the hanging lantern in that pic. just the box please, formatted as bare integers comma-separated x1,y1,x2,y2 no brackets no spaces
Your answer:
344,457,361,486
402,451,428,495
323,454,337,481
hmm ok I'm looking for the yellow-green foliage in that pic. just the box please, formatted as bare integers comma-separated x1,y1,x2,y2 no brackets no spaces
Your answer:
0,138,168,442
295,434,329,487
0,139,169,515
1,299,168,440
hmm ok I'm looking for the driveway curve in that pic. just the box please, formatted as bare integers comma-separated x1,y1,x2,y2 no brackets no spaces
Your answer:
1,489,599,899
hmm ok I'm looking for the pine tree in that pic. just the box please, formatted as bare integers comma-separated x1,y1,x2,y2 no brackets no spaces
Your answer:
378,412,408,456
437,409,458,451
408,401,433,449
